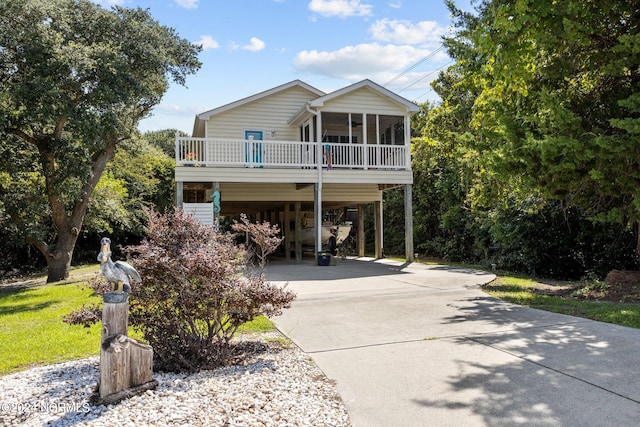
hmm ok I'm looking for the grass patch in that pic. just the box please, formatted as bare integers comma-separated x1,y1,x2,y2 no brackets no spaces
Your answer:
0,281,102,376
484,276,640,329
238,315,276,334
0,266,279,376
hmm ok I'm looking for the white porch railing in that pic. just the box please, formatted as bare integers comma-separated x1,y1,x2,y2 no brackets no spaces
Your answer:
176,137,409,170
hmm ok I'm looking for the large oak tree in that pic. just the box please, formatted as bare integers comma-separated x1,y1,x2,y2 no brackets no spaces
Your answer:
0,0,201,282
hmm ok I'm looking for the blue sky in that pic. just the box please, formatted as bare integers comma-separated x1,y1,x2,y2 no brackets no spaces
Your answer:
93,0,473,134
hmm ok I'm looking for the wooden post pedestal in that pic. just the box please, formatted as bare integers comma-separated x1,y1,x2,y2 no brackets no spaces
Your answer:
97,293,157,404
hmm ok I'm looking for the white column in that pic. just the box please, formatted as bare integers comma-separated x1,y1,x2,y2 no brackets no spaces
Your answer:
296,202,303,262
315,111,323,256
404,115,411,169
174,131,180,163
363,113,368,169
176,182,183,207
374,200,382,258
375,114,380,170
405,184,414,262
284,203,291,261
380,191,384,257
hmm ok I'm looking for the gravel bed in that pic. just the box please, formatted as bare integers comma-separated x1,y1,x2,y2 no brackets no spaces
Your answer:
0,334,352,427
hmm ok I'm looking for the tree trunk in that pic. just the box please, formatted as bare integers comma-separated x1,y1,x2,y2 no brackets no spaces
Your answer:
45,229,78,283
38,136,115,284
637,221,640,258
47,256,72,283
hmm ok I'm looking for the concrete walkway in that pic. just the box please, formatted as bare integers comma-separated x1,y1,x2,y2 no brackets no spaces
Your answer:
268,257,640,427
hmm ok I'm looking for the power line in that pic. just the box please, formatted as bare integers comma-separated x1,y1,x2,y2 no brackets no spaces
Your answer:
383,45,445,87
399,60,454,93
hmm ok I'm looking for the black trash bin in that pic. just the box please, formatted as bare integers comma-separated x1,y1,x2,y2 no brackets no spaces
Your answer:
317,252,331,266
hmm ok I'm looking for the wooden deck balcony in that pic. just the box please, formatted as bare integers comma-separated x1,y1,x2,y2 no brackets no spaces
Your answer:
175,137,410,171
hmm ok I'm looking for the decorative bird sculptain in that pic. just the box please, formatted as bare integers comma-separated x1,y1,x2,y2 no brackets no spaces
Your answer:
97,237,141,293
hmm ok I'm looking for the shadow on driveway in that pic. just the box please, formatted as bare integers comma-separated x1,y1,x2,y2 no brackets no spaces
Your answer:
270,257,640,427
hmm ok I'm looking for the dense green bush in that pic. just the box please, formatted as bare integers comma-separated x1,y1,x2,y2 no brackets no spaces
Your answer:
480,200,639,279
379,152,639,278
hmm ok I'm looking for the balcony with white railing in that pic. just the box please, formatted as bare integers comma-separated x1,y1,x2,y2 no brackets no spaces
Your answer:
175,137,410,170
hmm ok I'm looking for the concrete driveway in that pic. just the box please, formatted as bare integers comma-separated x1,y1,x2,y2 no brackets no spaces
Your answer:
268,257,640,427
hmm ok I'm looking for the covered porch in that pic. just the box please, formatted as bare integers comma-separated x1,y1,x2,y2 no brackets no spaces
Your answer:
176,107,411,171
175,137,409,170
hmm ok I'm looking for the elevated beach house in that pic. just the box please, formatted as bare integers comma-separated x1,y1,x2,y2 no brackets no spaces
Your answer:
175,79,419,261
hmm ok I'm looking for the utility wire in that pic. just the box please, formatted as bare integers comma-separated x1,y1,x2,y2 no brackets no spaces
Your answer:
400,60,454,93
383,45,445,87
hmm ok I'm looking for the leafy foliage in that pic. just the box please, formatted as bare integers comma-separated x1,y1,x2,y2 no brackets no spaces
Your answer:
0,0,201,282
480,199,639,278
64,210,295,371
84,171,131,236
143,129,189,158
108,138,176,230
443,0,640,239
381,0,639,278
232,214,284,271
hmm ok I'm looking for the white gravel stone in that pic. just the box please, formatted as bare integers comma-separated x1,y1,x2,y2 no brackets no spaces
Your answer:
0,333,352,427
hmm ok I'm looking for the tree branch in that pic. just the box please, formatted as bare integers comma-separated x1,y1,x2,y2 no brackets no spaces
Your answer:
6,128,37,145
69,137,117,231
53,117,67,140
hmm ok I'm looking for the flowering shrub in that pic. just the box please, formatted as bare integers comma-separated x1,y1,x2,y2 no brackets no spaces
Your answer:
184,152,197,161
232,213,283,272
65,209,295,372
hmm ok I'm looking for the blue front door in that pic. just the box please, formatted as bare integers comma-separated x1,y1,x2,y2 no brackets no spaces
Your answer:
245,130,263,167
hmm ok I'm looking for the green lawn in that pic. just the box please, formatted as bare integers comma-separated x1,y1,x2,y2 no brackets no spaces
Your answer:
0,266,277,376
483,275,640,329
0,271,103,375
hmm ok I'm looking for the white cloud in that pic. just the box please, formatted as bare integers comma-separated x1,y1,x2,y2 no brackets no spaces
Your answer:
293,43,432,81
389,1,402,8
231,37,266,52
175,0,198,9
195,35,219,51
245,37,266,52
308,0,373,18
370,19,445,46
155,104,194,113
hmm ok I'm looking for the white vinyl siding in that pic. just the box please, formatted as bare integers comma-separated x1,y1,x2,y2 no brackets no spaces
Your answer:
175,165,412,185
318,87,408,116
182,203,213,225
205,86,316,141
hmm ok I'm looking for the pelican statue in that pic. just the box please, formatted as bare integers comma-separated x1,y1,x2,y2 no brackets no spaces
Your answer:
97,237,141,293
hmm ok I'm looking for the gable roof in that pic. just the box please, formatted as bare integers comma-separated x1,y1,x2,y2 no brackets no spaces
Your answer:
193,78,421,135
308,79,420,112
197,80,325,121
